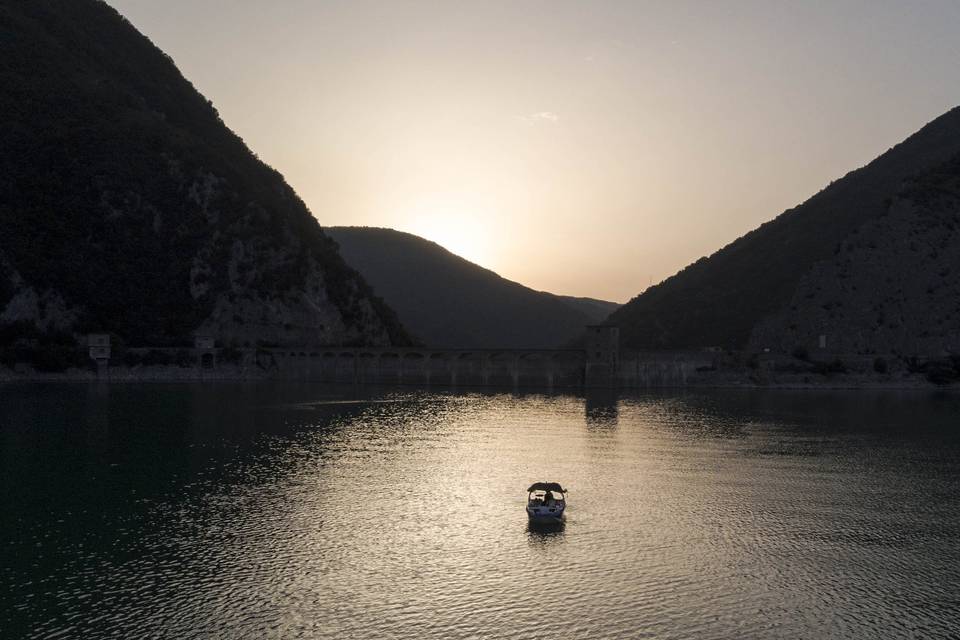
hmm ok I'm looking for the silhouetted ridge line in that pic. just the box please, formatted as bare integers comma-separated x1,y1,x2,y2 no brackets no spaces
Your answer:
607,105,960,354
327,226,619,348
0,0,410,349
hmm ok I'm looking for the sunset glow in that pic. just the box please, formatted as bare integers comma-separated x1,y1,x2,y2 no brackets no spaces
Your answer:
107,0,960,302
7,2,960,638
401,194,496,267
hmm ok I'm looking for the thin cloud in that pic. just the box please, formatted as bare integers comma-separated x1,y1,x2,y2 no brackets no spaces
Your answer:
523,111,560,124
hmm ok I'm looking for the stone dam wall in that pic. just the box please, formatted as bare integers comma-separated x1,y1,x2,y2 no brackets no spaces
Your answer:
4,346,716,388
246,348,716,388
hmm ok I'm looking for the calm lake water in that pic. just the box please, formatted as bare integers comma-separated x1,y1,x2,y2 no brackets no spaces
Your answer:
2,383,960,639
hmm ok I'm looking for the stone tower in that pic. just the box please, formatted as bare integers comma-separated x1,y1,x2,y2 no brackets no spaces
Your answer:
585,325,619,387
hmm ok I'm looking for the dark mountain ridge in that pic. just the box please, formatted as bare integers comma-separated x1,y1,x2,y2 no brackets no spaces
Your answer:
327,226,619,348
607,106,960,353
0,0,408,348
555,295,620,320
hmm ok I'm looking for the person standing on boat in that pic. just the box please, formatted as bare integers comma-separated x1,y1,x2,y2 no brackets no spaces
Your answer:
543,490,554,505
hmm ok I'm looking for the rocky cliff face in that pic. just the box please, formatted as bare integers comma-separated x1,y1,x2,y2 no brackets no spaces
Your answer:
0,0,408,348
750,156,960,355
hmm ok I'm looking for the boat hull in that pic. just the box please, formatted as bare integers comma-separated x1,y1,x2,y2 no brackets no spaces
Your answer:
526,505,565,521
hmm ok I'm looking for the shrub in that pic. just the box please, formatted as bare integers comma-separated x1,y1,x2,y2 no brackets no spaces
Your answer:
828,359,848,374
813,359,847,375
220,346,243,364
924,360,958,386
904,356,922,373
175,349,193,368
791,346,810,361
775,362,810,374
142,350,173,366
873,357,888,374
0,346,84,372
33,346,84,373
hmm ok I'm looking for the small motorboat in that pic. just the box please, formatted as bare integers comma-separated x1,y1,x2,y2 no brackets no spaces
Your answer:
526,482,566,521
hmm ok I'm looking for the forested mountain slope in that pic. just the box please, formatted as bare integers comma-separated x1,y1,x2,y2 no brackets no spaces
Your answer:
0,0,408,348
606,106,960,354
328,227,619,348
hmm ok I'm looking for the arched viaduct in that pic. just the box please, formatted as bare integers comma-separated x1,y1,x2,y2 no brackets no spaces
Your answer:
256,347,589,388
250,346,713,388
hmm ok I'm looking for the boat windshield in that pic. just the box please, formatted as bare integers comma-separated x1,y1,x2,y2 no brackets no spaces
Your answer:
528,489,565,502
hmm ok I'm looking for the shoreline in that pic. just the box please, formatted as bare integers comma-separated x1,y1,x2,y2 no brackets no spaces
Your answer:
0,365,952,391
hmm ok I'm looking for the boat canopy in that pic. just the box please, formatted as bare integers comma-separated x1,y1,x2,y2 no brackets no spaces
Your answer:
527,482,565,493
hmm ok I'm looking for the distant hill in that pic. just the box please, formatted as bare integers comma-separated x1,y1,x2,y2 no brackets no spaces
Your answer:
327,227,619,348
606,106,960,355
0,0,409,349
555,295,620,321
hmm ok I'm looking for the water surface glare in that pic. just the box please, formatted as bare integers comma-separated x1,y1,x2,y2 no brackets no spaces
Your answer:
2,384,960,638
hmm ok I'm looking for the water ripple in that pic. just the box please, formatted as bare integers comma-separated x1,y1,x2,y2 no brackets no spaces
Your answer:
2,386,960,638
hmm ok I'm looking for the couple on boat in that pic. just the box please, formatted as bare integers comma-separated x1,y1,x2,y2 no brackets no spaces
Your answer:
539,490,557,505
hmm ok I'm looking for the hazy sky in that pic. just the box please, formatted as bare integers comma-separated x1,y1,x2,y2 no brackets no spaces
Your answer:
107,0,960,302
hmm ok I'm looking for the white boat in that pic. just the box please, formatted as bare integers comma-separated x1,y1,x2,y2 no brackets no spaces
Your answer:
526,482,566,521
